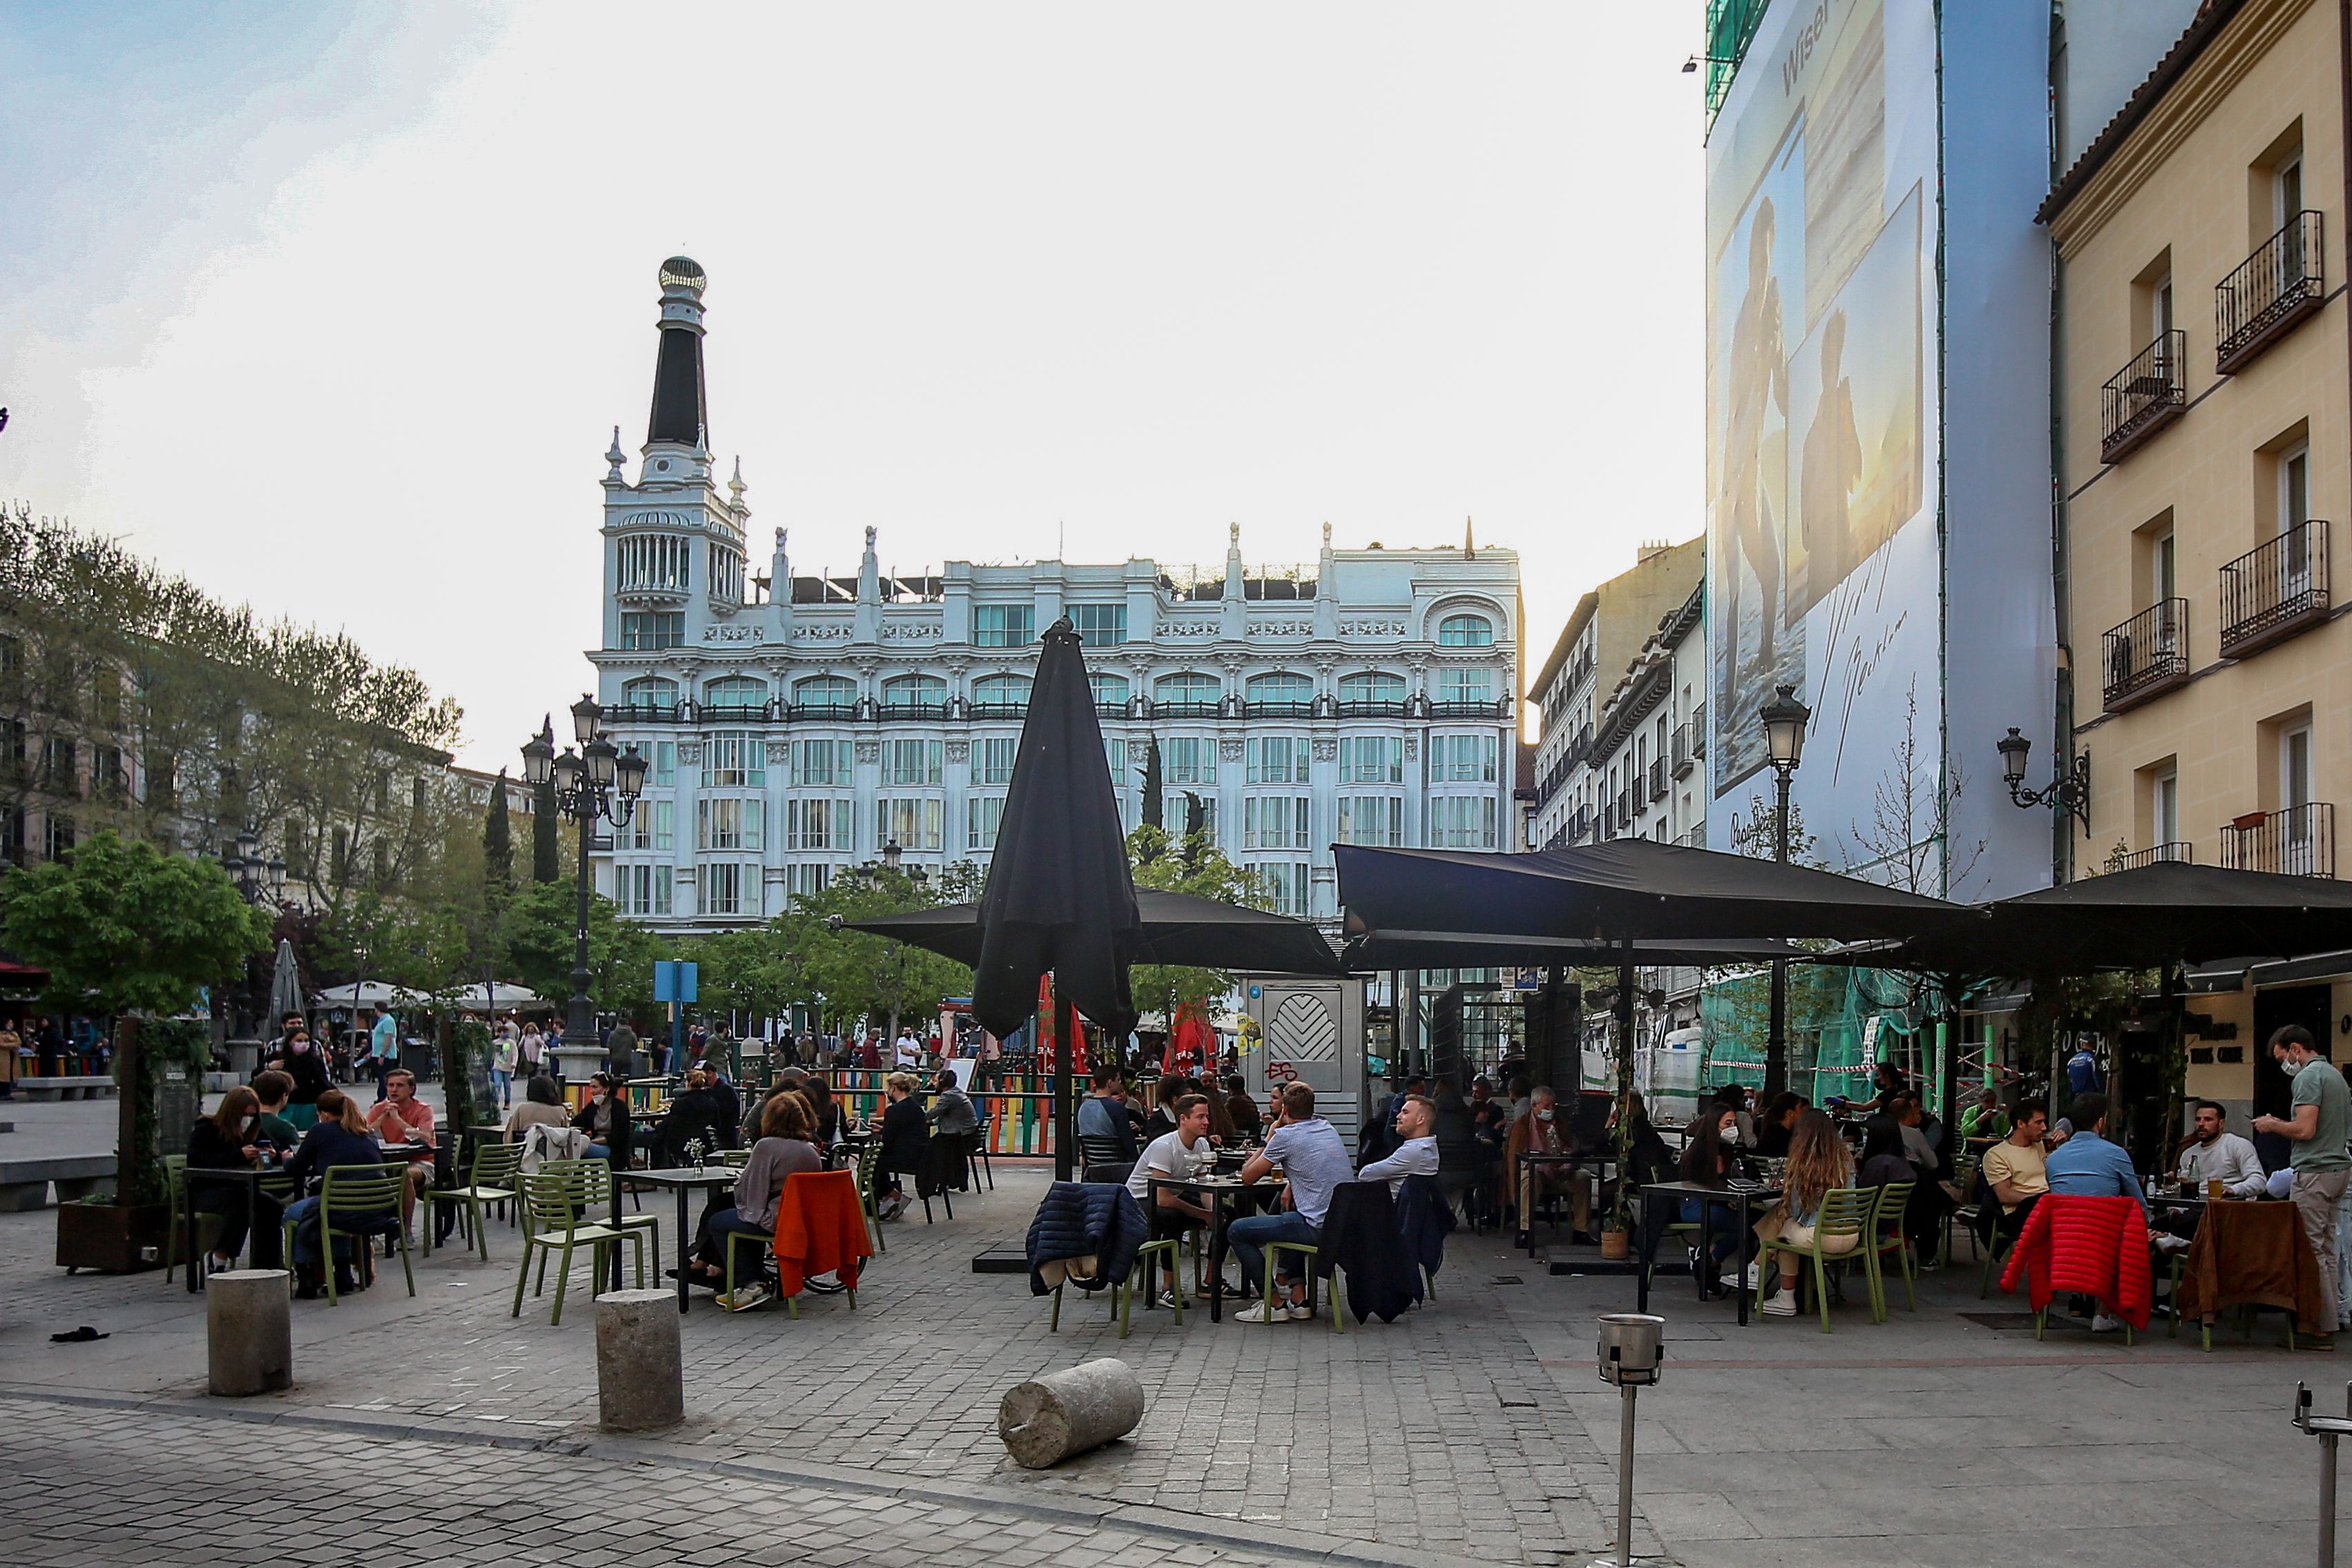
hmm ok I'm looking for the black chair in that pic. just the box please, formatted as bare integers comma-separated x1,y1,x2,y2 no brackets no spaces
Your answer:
967,1122,994,1191
1077,1133,1133,1184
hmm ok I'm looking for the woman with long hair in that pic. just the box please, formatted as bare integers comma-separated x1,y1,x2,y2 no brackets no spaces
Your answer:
188,1086,281,1272
687,1090,824,1309
1673,1101,1748,1287
1748,1109,1858,1316
280,1088,388,1298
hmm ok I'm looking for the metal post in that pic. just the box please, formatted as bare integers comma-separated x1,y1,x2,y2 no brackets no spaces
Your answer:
1053,984,1078,1182
568,806,595,1046
1765,766,1790,1100
1614,1383,1639,1567
2293,1380,2352,1568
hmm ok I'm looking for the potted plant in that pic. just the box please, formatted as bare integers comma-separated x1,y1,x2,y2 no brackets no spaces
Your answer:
0,833,271,1273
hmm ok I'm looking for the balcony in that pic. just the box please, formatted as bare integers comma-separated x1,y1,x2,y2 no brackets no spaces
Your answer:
1647,760,1668,802
2220,520,2331,657
1671,723,1695,779
786,703,855,723
1429,699,1508,720
1149,701,1221,720
2100,598,2190,711
2216,211,2325,374
2109,841,2193,872
1337,700,1410,720
1691,703,1706,754
697,702,773,725
965,702,1028,721
2221,802,2335,878
2102,329,2186,463
602,703,683,725
878,702,949,722
1243,701,1317,720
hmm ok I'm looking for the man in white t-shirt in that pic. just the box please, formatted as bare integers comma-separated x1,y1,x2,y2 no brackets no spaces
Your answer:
893,1031,922,1071
1125,1093,1216,1310
1359,1093,1439,1195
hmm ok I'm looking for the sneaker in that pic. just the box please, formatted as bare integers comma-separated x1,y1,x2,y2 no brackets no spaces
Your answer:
1156,1289,1183,1310
2091,1313,2124,1333
1234,1299,1286,1324
1287,1300,1315,1322
1721,1263,1761,1292
2152,1233,2193,1254
718,1282,771,1313
1760,1291,1798,1317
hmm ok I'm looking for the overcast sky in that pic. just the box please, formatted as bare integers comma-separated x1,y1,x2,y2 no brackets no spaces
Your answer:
1,2,1705,772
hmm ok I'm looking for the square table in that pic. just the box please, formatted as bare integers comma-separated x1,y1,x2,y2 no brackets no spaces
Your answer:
182,1164,286,1292
631,1167,745,1312
1147,1173,1283,1322
1635,1179,1783,1327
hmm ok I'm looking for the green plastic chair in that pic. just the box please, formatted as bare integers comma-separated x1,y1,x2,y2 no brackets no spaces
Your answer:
1262,1240,1341,1333
1861,1181,1917,1320
540,1157,660,1259
510,1167,647,1325
431,1141,522,1262
164,1155,226,1282
1777,1187,1872,1333
1047,1237,1177,1338
278,1165,412,1306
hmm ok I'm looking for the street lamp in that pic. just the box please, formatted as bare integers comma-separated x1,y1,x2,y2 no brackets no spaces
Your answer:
1759,683,1810,1100
522,702,646,1053
217,826,286,906
881,839,903,873
1996,727,2091,835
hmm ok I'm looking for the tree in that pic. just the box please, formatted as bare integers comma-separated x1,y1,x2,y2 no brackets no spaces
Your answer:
0,830,271,1015
1139,735,1163,831
531,777,560,882
498,876,669,1024
1846,682,1983,897
1125,822,1267,1030
482,770,513,904
782,869,971,1042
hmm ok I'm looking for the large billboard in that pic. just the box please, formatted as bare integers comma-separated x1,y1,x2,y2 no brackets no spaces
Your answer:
1706,0,1943,875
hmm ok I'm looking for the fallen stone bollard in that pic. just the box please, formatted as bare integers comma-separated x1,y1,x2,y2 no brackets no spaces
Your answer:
208,1269,293,1396
595,1288,683,1432
998,1357,1144,1468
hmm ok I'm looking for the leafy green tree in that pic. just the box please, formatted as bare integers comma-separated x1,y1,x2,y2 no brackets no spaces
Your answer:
482,770,513,904
1125,822,1266,1028
0,830,270,1015
782,869,971,1042
531,777,561,882
1139,735,1163,830
499,877,669,1024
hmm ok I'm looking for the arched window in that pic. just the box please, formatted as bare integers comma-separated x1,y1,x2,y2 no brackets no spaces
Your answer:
792,675,857,714
1244,672,1314,707
1338,672,1406,706
1089,671,1131,710
702,675,767,711
970,674,1032,713
880,674,949,713
1438,613,1494,647
1154,673,1221,710
620,676,678,713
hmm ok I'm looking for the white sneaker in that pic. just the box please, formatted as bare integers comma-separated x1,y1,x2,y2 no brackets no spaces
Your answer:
1721,1263,1761,1291
1287,1300,1315,1322
718,1282,771,1313
2091,1312,2124,1333
1156,1289,1183,1309
1234,1299,1286,1324
1760,1291,1798,1317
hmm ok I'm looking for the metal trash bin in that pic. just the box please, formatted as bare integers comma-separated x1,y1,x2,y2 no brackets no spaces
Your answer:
1597,1312,1665,1387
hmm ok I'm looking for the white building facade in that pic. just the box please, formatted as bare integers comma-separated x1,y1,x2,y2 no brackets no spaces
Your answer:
585,259,1521,932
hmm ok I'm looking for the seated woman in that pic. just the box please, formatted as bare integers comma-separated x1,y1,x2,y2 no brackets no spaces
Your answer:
571,1073,629,1162
1138,1075,1185,1144
187,1086,284,1273
1225,1075,1264,1141
1749,1109,1859,1316
1673,1100,1748,1290
258,1030,333,1131
656,1067,742,1165
504,1074,571,1138
799,1076,846,1149
874,1071,928,1221
686,1091,824,1310
1753,1091,1807,1159
279,1089,388,1298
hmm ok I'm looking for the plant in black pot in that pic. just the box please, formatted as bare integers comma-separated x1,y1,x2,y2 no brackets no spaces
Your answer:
1,832,272,1273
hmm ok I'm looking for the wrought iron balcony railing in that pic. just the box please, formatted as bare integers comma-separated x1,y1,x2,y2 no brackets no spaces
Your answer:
2217,211,2324,373
2101,598,2190,711
2110,841,2193,873
2102,329,2186,462
1671,723,1694,778
2220,519,2331,657
1648,760,1668,802
2221,802,2335,878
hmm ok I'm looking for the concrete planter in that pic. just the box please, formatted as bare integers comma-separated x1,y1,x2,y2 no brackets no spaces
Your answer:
56,1202,169,1274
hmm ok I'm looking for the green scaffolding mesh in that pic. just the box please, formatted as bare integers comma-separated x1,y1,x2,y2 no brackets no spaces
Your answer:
1699,964,1941,1110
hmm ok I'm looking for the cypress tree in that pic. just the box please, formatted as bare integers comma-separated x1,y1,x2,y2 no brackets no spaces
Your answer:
1140,735,1163,831
482,768,513,898
532,777,560,882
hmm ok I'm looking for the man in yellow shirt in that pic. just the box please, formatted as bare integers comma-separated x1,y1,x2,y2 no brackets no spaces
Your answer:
1978,1100,2050,1249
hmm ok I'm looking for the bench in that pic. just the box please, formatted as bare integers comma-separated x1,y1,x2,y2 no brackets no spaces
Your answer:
0,1153,117,1211
13,1076,117,1102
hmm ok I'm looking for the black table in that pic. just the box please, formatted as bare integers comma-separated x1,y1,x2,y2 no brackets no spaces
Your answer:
1147,1173,1283,1322
182,1164,285,1293
631,1167,743,1313
1636,1180,1782,1327
1516,1151,1601,1256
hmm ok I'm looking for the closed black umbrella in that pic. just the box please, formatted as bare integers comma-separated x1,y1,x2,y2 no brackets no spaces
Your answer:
851,888,1342,975
967,618,1140,1178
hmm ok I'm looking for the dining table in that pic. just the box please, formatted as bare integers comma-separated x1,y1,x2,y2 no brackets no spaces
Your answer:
631,1166,748,1313
1147,1171,1283,1322
1635,1178,1784,1327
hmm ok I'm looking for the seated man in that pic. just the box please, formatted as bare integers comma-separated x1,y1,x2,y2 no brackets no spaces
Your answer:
1126,1093,1217,1305
1076,1063,1137,1163
1361,1091,1439,1195
1505,1086,1590,1235
2041,1092,2148,1333
251,1069,302,1153
1890,1091,1953,1264
362,1068,437,1233
1979,1098,2050,1249
1231,1082,1353,1323
2175,1099,2266,1200
927,1068,979,1140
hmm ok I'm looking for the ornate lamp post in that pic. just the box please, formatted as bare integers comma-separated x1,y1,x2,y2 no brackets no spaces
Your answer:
522,699,648,1051
218,826,288,906
1758,684,1810,1100
1995,727,2091,834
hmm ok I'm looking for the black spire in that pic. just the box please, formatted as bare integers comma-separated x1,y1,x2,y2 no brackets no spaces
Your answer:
646,256,708,448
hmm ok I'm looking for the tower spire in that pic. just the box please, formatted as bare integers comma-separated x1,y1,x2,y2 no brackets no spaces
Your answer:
646,256,709,450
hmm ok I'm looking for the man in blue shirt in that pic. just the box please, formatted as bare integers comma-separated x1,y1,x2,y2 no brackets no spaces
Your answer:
1074,1064,1136,1167
2066,1040,2104,1098
1232,1082,1355,1322
2043,1092,2146,1335
362,1008,400,1102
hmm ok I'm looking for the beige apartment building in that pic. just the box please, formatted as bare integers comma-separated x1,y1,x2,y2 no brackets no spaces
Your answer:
2045,0,2351,1108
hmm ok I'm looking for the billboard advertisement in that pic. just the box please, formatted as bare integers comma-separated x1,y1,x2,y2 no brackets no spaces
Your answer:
1706,0,1944,875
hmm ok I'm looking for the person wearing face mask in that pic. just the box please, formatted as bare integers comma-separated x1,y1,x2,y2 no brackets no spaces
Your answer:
1504,1086,1588,1238
1672,1102,1749,1289
186,1086,284,1272
2253,1025,2352,1347
261,1029,333,1130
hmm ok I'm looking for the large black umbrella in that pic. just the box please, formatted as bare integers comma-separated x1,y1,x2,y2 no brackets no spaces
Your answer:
966,617,1141,1178
851,889,1342,975
1334,840,1976,944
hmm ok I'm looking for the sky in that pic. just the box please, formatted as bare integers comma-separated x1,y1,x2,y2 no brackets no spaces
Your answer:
0,2,1706,773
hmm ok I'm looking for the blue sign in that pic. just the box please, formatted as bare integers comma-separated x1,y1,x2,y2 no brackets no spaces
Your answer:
653,960,699,1004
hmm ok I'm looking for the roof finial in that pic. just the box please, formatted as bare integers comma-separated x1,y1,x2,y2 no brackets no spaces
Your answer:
1463,515,1475,559
605,426,625,480
729,455,746,503
1229,522,1241,550
1322,521,1332,549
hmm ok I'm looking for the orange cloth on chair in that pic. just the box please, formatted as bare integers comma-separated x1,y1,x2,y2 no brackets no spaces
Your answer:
2175,1196,2326,1335
772,1169,872,1297
1998,1192,2153,1331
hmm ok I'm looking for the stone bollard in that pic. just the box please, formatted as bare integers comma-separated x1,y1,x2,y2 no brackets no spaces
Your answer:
207,1269,293,1396
998,1357,1145,1469
595,1289,683,1433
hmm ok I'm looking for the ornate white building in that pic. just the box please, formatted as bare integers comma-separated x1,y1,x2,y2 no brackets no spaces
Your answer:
586,259,1522,932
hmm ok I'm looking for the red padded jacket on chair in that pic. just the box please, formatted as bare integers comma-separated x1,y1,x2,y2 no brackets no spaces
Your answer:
772,1169,872,1298
1999,1192,2153,1331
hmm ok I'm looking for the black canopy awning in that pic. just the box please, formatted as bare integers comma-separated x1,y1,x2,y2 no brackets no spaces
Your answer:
851,889,1342,978
1338,928,1805,973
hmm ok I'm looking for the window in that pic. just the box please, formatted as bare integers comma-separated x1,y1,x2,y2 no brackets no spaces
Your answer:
880,675,947,713
884,739,942,785
620,612,685,650
2280,441,2311,537
700,732,764,787
1245,672,1313,707
1245,736,1309,784
39,738,75,795
696,797,762,851
624,799,675,851
1105,737,1127,793
1071,604,1127,646
976,736,1018,786
617,533,691,592
1163,736,1216,785
789,739,852,786
786,797,853,852
2153,768,2180,847
785,863,831,900
702,675,767,711
2277,148,2305,232
2283,723,2315,813
1089,672,1131,711
1243,795,1310,849
1154,673,1221,709
653,740,675,786
973,604,1035,647
1338,735,1401,784
1437,666,1493,704
1169,792,1219,842
622,677,679,713
1338,672,1407,706
1337,795,1403,846
971,674,1031,713
969,795,1006,851
1428,795,1499,848
878,797,943,852
44,813,75,862
793,675,857,713
707,540,744,604
616,864,673,917
92,675,121,729
91,746,123,799
698,862,752,917
1438,614,1494,647
1428,733,1497,782
1250,862,1310,917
